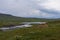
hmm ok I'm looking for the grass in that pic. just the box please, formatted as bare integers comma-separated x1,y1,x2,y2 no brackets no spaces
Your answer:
1,13,60,40
0,13,56,27
0,21,60,40
0,18,44,27
0,18,55,27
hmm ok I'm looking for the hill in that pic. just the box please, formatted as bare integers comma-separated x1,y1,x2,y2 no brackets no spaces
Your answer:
0,13,24,27
0,13,59,27
0,13,60,40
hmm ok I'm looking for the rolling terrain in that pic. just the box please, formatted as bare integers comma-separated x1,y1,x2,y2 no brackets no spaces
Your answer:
0,21,60,40
0,13,55,27
0,13,60,40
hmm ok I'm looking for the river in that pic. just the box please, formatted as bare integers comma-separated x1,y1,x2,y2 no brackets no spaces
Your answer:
0,24,32,31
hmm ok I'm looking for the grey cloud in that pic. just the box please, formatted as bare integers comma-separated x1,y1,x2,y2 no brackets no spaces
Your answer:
0,0,60,18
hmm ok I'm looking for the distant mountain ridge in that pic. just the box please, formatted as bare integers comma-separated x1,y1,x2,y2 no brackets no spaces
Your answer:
0,13,24,27
0,13,23,20
0,13,59,27
0,13,12,16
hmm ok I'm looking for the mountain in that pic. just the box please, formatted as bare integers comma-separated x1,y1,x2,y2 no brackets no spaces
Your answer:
0,13,58,27
0,13,24,27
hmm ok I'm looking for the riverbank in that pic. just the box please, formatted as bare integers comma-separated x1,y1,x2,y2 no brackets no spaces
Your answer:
0,22,47,31
0,22,60,40
0,24,32,31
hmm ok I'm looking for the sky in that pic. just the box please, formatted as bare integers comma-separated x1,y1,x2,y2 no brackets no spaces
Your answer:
0,0,60,18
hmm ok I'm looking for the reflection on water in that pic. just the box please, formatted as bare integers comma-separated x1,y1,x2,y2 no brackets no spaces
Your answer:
0,22,46,31
0,25,32,31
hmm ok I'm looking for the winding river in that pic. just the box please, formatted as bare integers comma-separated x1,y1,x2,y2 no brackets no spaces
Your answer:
0,22,46,31
0,24,32,31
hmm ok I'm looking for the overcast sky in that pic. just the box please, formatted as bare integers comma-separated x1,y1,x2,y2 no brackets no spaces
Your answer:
0,0,60,18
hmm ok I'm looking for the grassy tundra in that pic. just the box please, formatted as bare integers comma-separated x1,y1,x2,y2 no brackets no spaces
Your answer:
0,13,54,27
0,21,60,40
0,13,60,40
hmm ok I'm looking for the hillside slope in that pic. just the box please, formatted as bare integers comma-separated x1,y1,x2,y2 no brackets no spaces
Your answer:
0,13,58,27
0,13,24,27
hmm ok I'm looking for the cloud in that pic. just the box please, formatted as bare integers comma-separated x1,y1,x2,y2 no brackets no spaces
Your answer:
38,0,60,10
0,0,60,18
